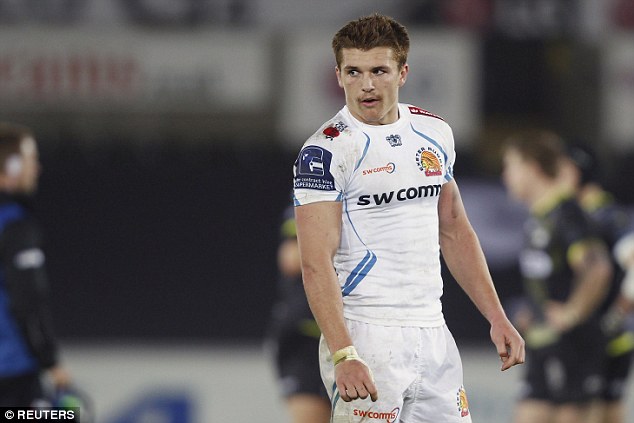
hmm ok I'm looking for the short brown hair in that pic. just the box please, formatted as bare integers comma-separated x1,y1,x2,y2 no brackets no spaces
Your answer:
332,13,410,69
0,122,33,165
503,129,565,179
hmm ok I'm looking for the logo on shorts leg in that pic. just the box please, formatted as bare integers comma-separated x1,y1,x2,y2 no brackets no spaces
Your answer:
457,385,470,417
352,407,400,422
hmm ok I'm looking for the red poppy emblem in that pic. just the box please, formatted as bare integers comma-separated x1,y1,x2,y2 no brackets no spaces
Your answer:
323,126,340,139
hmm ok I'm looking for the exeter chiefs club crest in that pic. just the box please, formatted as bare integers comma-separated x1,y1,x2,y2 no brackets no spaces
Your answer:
416,146,443,176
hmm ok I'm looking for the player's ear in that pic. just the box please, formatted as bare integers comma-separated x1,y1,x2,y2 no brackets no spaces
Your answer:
398,63,409,88
335,66,344,88
4,154,23,179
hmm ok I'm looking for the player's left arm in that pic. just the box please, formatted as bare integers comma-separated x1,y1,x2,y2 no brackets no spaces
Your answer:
438,179,525,370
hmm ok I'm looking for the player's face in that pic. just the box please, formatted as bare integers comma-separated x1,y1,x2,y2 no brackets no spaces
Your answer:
336,47,408,125
501,148,533,204
558,157,581,192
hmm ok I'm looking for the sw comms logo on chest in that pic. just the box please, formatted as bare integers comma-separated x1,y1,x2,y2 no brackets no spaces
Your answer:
416,146,443,177
362,162,396,176
294,145,335,191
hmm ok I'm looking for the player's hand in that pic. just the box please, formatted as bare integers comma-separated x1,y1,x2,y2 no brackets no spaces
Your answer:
334,359,378,402
545,300,580,333
511,306,534,334
601,306,626,337
48,365,72,389
490,317,526,371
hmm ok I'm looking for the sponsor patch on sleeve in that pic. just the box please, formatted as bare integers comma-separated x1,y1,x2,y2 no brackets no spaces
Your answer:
294,145,335,191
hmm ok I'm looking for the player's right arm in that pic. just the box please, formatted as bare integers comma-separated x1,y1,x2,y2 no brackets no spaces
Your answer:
546,238,612,332
615,232,634,309
295,201,378,402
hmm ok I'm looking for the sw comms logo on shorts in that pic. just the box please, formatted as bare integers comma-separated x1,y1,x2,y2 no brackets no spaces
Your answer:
416,146,443,177
353,407,400,422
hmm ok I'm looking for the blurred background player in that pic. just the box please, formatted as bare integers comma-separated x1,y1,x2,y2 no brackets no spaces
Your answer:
266,203,330,423
613,233,634,318
559,144,634,423
501,130,613,423
0,122,72,406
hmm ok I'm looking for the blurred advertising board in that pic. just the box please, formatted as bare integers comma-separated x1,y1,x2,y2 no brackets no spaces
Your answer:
0,28,270,113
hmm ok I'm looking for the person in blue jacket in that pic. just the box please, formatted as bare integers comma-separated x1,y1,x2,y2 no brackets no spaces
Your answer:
0,122,71,406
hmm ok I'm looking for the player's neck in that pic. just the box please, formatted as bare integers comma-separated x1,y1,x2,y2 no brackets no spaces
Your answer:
530,182,573,216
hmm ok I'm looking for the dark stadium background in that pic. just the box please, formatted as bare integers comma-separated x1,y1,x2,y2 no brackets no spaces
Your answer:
36,145,632,343
35,66,634,344
2,1,632,347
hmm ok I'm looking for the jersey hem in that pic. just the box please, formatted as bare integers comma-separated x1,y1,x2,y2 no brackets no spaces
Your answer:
342,312,446,328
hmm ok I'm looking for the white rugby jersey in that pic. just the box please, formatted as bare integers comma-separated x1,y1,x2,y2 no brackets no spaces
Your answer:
293,103,456,327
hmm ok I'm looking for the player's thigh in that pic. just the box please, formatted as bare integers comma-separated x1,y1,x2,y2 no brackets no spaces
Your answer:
400,326,472,423
319,321,416,422
512,399,554,423
552,403,591,423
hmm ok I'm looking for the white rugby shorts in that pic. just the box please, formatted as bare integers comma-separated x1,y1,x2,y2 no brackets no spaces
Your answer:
319,319,472,423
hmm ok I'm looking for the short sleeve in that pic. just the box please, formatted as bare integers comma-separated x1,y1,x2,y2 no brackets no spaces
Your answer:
442,124,456,183
293,136,351,206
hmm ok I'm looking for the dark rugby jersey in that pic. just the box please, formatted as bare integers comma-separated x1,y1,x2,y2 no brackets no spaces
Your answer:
269,206,320,340
581,189,633,312
0,194,58,377
519,194,601,324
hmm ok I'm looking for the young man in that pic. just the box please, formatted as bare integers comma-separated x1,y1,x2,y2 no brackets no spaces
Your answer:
0,122,71,405
293,14,524,422
501,131,613,423
559,145,634,423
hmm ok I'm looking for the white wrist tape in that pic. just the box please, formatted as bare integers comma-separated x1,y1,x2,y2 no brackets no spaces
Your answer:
332,346,359,366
